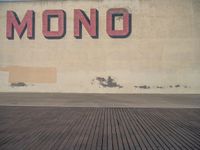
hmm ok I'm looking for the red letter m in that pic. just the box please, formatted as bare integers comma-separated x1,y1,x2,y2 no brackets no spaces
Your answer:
6,10,35,39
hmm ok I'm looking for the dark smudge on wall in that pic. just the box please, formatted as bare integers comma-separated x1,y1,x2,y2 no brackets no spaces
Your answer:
92,76,123,88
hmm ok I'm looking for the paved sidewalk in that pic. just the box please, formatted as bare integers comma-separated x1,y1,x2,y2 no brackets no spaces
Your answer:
0,93,200,108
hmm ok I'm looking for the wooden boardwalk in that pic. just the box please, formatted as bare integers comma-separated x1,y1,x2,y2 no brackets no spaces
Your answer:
0,106,200,150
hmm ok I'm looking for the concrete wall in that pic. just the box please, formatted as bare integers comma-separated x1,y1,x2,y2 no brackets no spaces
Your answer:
0,0,200,93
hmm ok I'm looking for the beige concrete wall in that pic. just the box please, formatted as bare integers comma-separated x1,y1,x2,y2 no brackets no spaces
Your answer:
0,0,200,93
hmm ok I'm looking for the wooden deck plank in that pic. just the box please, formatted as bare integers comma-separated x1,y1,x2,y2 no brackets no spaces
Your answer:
0,107,200,150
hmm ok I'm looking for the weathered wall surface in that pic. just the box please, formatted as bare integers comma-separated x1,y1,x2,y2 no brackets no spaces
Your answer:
0,0,200,93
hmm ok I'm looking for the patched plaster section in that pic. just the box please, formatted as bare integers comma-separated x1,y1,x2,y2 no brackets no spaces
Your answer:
0,66,57,84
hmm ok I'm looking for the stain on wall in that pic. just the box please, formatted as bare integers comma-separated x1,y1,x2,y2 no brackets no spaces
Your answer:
94,76,123,88
134,85,190,89
0,66,57,84
10,82,27,87
134,85,150,89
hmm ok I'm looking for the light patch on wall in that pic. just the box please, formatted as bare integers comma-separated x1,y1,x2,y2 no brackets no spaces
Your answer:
0,66,57,84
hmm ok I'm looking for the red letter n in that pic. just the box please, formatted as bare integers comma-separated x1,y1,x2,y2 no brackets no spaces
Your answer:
107,8,131,38
6,10,35,39
74,9,98,39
